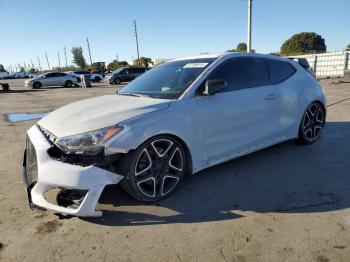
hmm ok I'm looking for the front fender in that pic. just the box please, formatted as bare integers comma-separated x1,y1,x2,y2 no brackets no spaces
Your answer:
106,99,204,174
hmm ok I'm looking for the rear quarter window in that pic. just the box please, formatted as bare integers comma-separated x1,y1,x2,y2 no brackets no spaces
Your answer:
268,60,296,84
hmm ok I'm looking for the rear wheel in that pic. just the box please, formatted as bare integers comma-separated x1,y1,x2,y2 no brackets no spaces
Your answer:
120,136,187,202
65,80,73,87
94,77,101,83
114,78,121,85
32,82,42,89
298,102,325,144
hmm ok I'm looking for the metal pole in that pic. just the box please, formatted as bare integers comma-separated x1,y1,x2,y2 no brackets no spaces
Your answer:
87,38,93,67
64,47,68,69
45,52,50,70
58,52,61,69
37,56,42,72
133,19,140,65
247,0,252,53
31,59,34,68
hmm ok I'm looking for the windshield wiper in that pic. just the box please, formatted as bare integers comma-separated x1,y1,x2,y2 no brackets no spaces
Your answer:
119,92,149,98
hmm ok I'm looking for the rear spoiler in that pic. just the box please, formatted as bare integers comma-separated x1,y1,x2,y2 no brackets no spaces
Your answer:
287,57,316,79
287,57,311,69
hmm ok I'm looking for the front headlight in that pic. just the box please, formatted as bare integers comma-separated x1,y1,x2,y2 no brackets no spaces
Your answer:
55,126,123,155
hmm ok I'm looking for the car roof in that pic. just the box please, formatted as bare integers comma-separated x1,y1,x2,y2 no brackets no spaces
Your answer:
170,52,293,64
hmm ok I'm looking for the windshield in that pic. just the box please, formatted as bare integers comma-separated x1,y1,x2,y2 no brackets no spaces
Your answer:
112,68,124,74
118,58,216,99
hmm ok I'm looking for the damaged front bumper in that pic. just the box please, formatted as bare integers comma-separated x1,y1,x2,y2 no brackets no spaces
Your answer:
22,125,124,217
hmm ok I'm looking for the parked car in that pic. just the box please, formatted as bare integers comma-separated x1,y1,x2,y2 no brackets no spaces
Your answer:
25,72,78,89
22,53,326,217
7,71,29,79
105,67,147,84
67,71,103,83
0,71,9,79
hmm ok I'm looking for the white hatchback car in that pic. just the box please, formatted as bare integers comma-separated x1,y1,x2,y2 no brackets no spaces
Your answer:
25,72,78,89
22,53,326,217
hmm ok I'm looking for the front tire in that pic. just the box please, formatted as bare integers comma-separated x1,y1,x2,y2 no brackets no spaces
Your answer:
114,78,121,85
32,82,42,89
65,80,73,87
298,102,325,144
120,136,187,202
94,77,101,83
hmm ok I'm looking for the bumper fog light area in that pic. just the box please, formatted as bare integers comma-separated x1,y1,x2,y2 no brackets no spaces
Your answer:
44,188,88,209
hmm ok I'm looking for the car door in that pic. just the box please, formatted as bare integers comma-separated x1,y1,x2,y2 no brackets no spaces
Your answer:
195,57,282,164
55,73,67,85
118,69,127,82
41,73,55,86
125,68,136,81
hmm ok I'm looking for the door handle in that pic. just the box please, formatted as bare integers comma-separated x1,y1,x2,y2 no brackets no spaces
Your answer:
264,94,276,101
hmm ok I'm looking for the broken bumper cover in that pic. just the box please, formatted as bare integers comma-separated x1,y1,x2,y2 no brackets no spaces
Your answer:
22,125,124,217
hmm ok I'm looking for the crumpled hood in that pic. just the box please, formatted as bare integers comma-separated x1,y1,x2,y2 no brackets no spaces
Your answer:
38,95,171,138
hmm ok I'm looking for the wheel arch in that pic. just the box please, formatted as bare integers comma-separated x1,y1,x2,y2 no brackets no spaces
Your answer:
112,131,194,175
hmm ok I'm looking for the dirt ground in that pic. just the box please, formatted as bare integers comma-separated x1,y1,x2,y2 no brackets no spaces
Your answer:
0,78,349,262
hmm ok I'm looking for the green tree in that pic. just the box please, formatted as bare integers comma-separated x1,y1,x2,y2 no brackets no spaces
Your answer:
29,68,38,74
236,43,247,52
107,60,129,71
280,32,326,56
227,42,254,53
133,57,153,68
71,47,87,69
20,67,25,72
346,44,350,51
0,64,5,72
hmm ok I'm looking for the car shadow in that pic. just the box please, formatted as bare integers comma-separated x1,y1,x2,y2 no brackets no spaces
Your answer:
83,122,350,226
0,89,46,93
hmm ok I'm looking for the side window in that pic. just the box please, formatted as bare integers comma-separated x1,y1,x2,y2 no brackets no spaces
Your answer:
209,57,269,92
45,73,55,78
56,73,66,77
268,60,296,84
119,70,126,75
129,68,137,74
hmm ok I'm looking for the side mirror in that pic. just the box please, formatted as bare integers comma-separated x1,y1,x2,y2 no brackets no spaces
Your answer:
202,79,227,96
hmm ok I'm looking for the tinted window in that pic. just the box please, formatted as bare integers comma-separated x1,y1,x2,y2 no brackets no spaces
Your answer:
45,73,55,78
127,68,137,74
268,60,296,84
209,57,269,91
56,73,66,77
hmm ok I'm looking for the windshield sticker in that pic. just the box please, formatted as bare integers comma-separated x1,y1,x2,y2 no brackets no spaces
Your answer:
183,63,208,68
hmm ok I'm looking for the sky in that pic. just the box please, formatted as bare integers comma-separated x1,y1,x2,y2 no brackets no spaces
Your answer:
0,0,349,70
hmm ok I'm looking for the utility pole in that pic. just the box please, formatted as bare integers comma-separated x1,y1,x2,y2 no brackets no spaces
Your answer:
247,0,252,53
64,47,68,69
45,52,50,70
133,19,140,65
31,59,34,68
116,53,119,67
87,38,93,67
37,56,42,72
58,52,61,69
